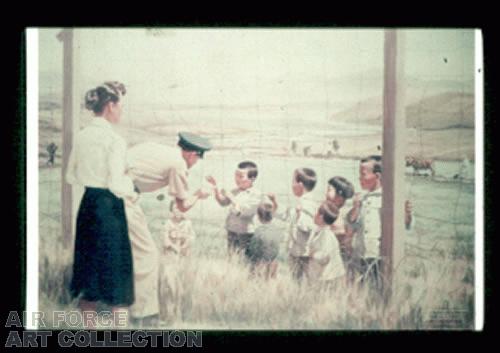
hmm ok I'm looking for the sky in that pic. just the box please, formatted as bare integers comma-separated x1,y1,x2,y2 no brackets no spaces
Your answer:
39,28,475,110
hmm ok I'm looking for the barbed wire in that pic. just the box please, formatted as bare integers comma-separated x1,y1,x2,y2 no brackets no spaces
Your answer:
38,33,475,328
39,99,474,252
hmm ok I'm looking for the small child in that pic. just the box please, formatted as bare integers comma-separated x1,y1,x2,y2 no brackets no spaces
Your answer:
159,201,195,322
162,201,196,258
206,161,261,256
275,168,317,282
244,196,284,279
325,176,355,273
306,201,344,288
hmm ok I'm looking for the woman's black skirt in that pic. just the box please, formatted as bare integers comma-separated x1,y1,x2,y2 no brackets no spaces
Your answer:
70,187,134,306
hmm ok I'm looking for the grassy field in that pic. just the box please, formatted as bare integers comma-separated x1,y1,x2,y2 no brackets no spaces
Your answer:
37,99,475,330
38,151,475,330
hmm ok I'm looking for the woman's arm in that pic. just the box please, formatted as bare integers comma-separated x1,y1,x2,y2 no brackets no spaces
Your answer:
108,138,138,200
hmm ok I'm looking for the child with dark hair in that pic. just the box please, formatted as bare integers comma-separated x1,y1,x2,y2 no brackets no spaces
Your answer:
293,168,317,193
327,176,355,201
207,161,262,256
347,155,413,293
326,176,356,272
306,201,345,286
244,196,284,279
274,168,318,282
346,155,384,291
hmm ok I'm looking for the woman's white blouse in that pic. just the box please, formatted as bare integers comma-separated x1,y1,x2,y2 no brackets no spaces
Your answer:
65,118,135,199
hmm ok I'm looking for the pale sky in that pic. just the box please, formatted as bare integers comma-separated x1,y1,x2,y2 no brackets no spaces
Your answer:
39,28,475,108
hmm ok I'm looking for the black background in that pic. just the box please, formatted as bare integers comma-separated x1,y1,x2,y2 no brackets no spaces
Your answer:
1,14,494,349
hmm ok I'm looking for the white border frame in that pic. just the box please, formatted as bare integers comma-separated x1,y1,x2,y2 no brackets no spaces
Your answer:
26,28,39,330
474,29,484,331
26,27,484,332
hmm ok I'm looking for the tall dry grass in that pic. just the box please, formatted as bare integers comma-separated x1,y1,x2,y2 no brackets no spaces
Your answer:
39,235,474,330
37,161,475,330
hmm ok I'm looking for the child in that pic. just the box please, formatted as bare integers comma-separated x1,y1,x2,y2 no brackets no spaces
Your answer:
347,155,414,292
159,201,196,322
276,168,317,282
325,176,355,273
162,201,196,258
206,161,261,256
244,196,284,279
306,201,344,288
346,155,384,291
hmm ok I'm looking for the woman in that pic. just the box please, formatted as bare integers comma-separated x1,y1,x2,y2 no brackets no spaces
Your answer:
66,81,138,328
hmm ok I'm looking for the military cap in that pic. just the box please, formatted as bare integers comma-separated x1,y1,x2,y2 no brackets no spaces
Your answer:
178,132,212,158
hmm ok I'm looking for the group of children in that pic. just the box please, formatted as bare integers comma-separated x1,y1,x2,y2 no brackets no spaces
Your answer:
66,80,414,329
160,155,409,294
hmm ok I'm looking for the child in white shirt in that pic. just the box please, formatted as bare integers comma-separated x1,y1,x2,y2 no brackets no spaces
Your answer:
206,161,261,256
272,168,318,282
307,201,344,288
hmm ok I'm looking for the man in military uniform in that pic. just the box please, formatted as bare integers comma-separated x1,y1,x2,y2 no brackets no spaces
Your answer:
124,132,212,327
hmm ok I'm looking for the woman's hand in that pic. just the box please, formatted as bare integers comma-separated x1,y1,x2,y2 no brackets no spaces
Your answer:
126,191,140,204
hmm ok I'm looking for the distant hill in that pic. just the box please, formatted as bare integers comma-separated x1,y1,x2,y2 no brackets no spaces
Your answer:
406,92,474,130
329,96,383,125
331,91,474,130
